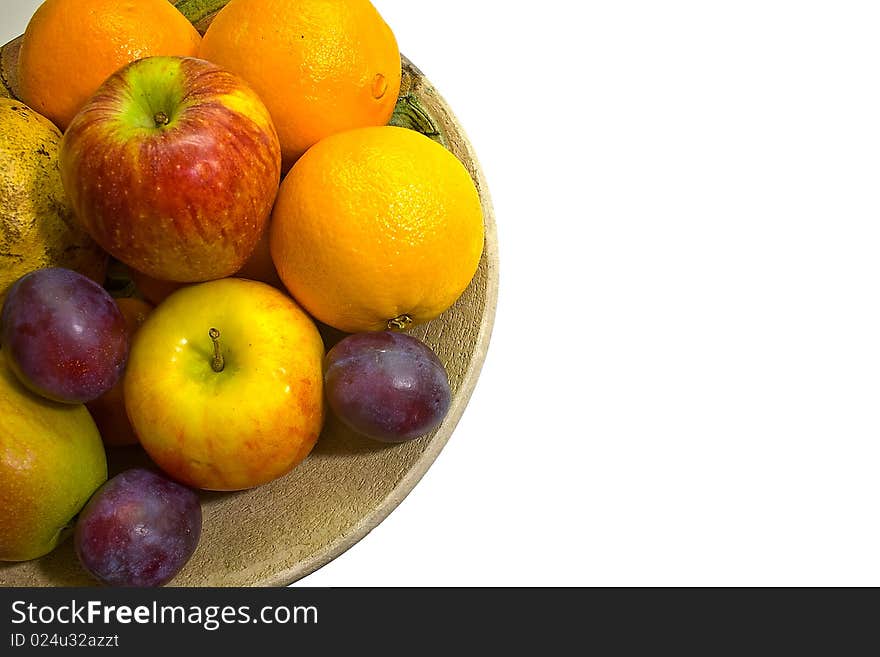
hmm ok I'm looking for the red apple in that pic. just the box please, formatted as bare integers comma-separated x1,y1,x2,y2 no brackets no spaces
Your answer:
128,226,281,305
59,56,282,283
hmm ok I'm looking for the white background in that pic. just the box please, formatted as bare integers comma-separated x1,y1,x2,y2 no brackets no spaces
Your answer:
4,1,880,586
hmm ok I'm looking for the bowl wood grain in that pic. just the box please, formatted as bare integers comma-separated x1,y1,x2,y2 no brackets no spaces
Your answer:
0,5,497,586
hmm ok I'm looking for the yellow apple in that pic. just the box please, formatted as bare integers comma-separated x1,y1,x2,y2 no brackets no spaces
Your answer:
124,278,325,491
0,353,107,561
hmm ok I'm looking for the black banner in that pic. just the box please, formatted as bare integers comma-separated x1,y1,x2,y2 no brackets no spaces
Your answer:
0,587,873,651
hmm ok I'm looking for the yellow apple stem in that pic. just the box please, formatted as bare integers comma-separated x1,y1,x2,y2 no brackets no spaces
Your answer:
209,328,225,373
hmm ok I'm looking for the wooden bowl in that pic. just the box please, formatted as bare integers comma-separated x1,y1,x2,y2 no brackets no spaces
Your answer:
0,7,498,586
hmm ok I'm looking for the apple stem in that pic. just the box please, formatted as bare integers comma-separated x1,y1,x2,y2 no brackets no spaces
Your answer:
209,328,225,373
154,111,170,127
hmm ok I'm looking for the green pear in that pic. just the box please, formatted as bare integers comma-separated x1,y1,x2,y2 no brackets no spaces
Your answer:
0,351,107,561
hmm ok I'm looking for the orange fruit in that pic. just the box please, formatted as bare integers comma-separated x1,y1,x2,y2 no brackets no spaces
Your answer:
270,126,484,334
128,268,186,307
85,297,154,447
200,0,401,168
235,226,283,289
17,0,201,130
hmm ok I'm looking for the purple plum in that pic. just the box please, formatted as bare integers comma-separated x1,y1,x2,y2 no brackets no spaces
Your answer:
1,267,128,403
324,331,451,443
74,468,202,587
